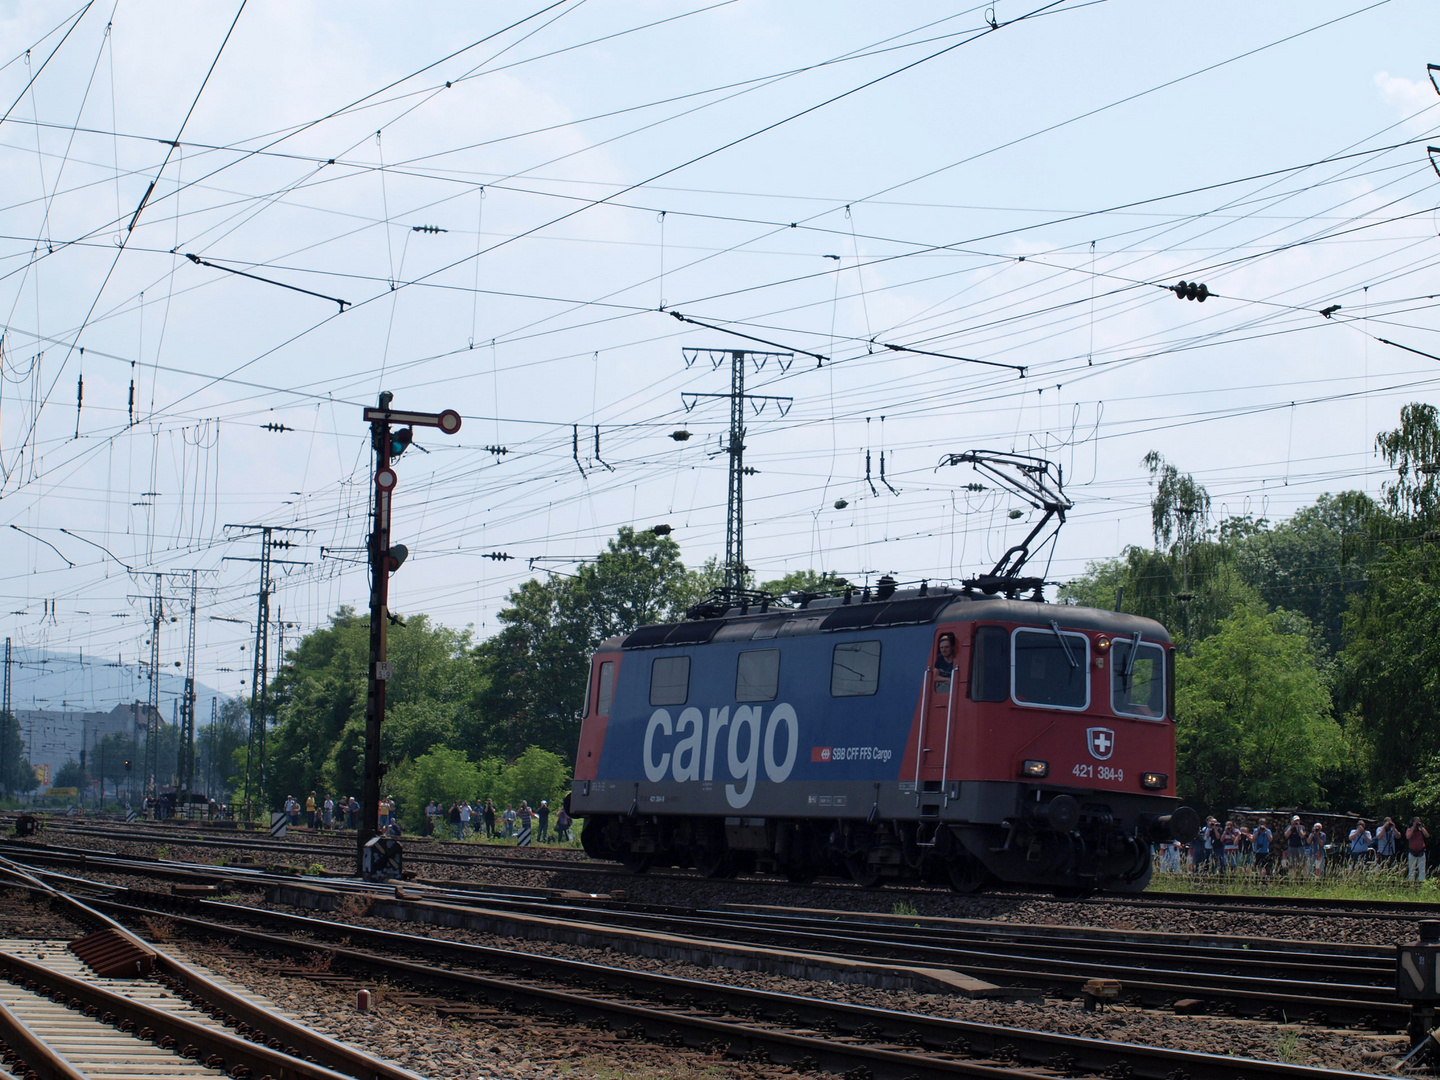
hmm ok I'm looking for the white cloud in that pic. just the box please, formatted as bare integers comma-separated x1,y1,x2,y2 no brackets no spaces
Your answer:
1373,71,1440,134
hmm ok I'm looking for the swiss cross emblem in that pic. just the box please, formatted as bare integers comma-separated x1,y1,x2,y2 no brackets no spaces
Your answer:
1087,727,1115,761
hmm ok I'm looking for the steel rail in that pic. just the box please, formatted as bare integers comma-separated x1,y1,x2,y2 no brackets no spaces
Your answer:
0,949,357,1080
79,891,1393,1080
20,819,1440,918
0,856,426,1080
1,847,1407,1028
0,988,90,1080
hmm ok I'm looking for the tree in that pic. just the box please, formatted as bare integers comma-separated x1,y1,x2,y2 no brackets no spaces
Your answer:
469,527,698,759
758,569,851,601
197,698,247,801
1175,605,1343,813
1144,450,1211,556
1375,402,1440,524
53,759,88,790
1060,545,1258,646
93,732,139,800
0,711,36,794
1338,540,1440,791
386,747,483,831
491,746,570,810
1228,492,1376,656
266,609,479,805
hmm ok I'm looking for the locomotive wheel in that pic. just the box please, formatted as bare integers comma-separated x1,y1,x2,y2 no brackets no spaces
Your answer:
620,850,655,875
692,846,732,879
946,852,991,895
846,852,885,889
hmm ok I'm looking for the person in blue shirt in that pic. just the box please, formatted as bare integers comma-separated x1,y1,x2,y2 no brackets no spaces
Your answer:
1252,819,1273,875
1376,817,1400,864
1348,820,1373,866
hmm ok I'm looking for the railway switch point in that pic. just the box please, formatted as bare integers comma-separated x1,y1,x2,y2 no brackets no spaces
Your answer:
1081,978,1122,1012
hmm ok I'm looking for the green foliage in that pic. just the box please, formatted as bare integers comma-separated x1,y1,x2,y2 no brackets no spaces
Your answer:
470,527,698,759
92,732,138,793
0,711,37,793
1143,450,1211,554
758,569,851,601
1226,493,1376,656
53,759,88,789
1338,540,1440,790
387,747,483,829
197,698,247,800
493,746,570,810
1175,605,1343,813
387,745,570,832
1375,402,1440,524
1060,545,1260,646
267,609,480,804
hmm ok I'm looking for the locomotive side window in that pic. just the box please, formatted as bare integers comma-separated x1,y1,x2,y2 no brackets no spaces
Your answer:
649,655,690,706
1011,627,1089,710
596,661,616,716
1111,638,1164,718
970,625,1009,702
831,640,881,697
736,649,780,702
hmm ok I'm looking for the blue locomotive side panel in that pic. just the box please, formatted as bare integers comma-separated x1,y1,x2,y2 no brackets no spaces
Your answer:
591,626,934,810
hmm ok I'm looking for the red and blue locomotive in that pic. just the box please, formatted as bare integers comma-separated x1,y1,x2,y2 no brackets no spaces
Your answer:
568,453,1198,894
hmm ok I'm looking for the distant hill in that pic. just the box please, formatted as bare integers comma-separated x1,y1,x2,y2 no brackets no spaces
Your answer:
4,646,231,716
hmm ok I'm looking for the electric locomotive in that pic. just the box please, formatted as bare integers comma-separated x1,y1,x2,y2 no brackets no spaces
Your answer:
568,452,1199,894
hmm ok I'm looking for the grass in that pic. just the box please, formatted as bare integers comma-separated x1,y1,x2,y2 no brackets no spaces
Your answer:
1275,1030,1303,1064
891,900,920,917
1151,856,1440,902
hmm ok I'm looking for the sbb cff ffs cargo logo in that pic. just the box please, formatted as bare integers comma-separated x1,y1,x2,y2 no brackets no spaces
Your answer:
1087,727,1115,761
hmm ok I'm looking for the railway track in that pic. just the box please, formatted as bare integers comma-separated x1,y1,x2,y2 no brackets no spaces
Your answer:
0,842,1412,1031
73,888,1399,1080
0,859,425,1080
0,848,1415,1078
19,818,1440,923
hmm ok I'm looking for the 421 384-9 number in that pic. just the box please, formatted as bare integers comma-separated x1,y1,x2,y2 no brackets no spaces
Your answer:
1072,764,1124,781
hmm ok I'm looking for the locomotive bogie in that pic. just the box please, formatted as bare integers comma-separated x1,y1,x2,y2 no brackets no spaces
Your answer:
571,590,1194,894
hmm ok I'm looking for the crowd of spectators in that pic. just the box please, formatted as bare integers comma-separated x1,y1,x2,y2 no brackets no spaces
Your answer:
1161,812,1432,882
276,791,573,844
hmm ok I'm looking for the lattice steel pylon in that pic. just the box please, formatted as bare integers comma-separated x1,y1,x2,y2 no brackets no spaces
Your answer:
224,524,310,818
681,348,794,605
145,574,162,798
179,570,198,803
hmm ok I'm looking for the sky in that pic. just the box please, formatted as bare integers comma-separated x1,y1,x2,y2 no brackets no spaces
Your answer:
0,0,1437,709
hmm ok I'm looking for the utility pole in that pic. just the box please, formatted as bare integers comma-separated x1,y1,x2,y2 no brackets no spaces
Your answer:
207,696,217,803
145,573,162,802
681,349,793,603
1,637,9,795
359,392,460,877
224,525,311,819
179,569,198,809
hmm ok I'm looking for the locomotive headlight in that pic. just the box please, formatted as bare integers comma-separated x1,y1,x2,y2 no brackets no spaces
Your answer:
1021,759,1049,778
1141,772,1168,790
